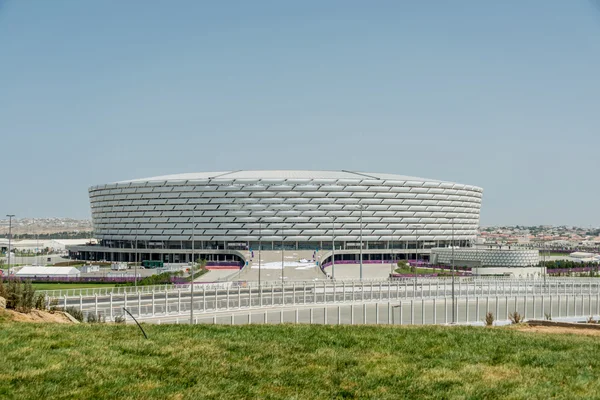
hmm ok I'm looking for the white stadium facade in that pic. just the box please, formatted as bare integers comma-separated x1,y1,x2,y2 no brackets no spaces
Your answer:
67,170,483,267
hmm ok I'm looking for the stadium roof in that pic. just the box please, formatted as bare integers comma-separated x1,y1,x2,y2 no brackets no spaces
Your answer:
115,170,451,184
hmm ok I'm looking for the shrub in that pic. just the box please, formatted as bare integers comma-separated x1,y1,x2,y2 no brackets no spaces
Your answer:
86,312,106,324
508,311,523,324
544,313,552,321
34,293,46,311
114,315,126,324
587,316,597,324
65,307,84,322
0,279,7,299
48,298,60,313
19,281,36,313
484,312,495,326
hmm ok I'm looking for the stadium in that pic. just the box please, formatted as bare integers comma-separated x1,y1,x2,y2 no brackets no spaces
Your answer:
67,170,483,270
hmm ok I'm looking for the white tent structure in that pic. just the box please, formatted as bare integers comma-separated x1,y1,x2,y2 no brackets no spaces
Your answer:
15,266,81,278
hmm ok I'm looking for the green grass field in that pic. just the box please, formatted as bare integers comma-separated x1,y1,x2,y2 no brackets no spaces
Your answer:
539,252,570,257
31,283,117,290
395,267,449,275
1,320,599,399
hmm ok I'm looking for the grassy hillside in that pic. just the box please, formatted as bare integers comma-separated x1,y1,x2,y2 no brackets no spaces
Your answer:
1,318,599,399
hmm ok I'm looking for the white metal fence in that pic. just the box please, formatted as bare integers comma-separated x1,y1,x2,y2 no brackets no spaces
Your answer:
56,277,600,324
147,294,600,326
41,276,600,299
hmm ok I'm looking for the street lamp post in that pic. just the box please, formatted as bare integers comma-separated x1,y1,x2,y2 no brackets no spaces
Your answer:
451,218,456,324
190,208,195,324
331,217,335,280
6,215,15,274
414,226,419,292
135,222,139,288
258,219,262,288
359,204,364,280
281,224,284,283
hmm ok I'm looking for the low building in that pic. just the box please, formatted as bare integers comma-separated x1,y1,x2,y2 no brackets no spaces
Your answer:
430,248,544,277
14,266,81,278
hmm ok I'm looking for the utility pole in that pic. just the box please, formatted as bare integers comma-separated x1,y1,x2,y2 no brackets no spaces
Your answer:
331,217,335,280
414,226,418,294
451,218,456,324
135,222,139,288
6,215,15,274
258,219,262,287
359,204,363,280
190,208,195,324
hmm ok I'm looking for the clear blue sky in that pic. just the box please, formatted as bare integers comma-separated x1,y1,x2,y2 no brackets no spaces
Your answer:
1,1,599,226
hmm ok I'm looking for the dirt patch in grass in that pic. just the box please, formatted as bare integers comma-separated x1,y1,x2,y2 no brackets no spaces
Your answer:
1,310,73,323
514,324,600,336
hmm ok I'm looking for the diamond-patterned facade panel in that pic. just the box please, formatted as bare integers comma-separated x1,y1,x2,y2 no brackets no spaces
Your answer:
88,170,483,244
431,248,540,267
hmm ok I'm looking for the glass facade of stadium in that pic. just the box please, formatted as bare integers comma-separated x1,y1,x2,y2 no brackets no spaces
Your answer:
67,170,483,265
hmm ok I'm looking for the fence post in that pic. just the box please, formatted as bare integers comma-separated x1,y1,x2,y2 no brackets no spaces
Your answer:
304,284,307,304
265,309,268,324
79,294,83,311
444,297,448,324
351,304,354,325
375,304,379,325
94,294,98,317
138,291,142,317
310,308,313,324
163,290,168,315
226,286,230,310
293,283,296,305
558,295,562,318
410,299,414,325
495,296,499,322
231,314,235,325
178,290,181,313
566,295,569,317
476,297,480,323
433,298,437,324
281,309,284,324
421,299,425,325
109,293,113,321
363,303,367,324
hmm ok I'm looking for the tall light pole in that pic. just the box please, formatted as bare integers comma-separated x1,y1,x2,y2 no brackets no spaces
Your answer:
281,224,285,283
190,207,195,324
6,215,15,274
331,217,335,280
258,219,262,287
451,218,456,324
359,204,364,280
135,222,139,288
414,225,419,292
